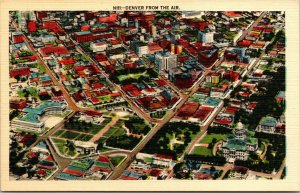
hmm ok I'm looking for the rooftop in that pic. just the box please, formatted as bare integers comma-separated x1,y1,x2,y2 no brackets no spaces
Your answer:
223,138,247,151
75,31,92,36
259,116,277,127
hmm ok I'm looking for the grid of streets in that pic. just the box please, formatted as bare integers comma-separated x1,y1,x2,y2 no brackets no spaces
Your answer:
9,11,286,181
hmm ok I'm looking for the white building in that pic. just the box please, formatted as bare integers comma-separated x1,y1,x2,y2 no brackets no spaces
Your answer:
256,116,277,134
155,51,177,73
152,154,173,167
74,141,97,155
90,42,107,52
221,122,258,162
11,102,66,133
181,11,204,19
41,34,57,43
199,31,215,43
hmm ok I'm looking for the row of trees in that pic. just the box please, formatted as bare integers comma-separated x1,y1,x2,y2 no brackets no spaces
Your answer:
105,135,142,150
207,126,232,134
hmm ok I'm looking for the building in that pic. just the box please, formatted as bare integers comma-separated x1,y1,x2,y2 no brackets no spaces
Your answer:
198,48,218,68
11,102,66,133
10,97,27,110
90,41,107,52
12,32,24,44
10,67,31,78
41,34,57,43
198,31,215,43
229,166,249,179
132,41,148,57
213,113,234,128
275,91,285,103
210,84,229,98
221,122,258,162
175,73,194,89
155,51,177,73
152,154,173,167
27,21,37,32
181,11,204,19
74,31,93,43
256,116,277,134
74,141,97,155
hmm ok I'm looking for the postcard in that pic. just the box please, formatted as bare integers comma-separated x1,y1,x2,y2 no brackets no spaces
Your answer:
0,0,299,191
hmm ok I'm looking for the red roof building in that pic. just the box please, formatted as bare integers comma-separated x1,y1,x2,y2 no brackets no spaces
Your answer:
98,13,117,22
177,102,199,118
27,21,37,32
39,46,69,57
10,67,30,78
10,98,27,110
238,40,252,47
198,49,219,68
193,106,213,121
13,34,24,44
224,70,240,82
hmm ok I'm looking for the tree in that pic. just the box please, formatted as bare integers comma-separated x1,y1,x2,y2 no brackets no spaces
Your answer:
11,166,27,177
66,140,75,152
210,166,216,172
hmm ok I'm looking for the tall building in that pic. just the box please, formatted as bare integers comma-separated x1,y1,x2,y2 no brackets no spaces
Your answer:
198,31,215,43
151,25,157,37
198,48,219,68
155,51,177,73
233,47,246,60
16,11,36,32
132,41,148,57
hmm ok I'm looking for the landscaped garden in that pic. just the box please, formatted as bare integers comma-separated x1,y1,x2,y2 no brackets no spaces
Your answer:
51,138,78,157
142,121,201,160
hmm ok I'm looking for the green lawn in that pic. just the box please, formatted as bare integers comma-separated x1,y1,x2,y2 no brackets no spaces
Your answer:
98,146,115,152
259,64,273,71
52,138,78,157
55,142,67,155
60,131,81,140
114,120,124,128
111,127,126,137
96,137,108,144
117,71,148,82
192,146,213,156
103,127,118,137
109,155,126,167
66,85,78,93
200,134,228,144
76,133,93,141
52,129,65,137
98,95,111,103
37,63,46,74
51,138,66,144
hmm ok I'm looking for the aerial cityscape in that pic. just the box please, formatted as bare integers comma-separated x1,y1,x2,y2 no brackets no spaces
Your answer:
9,11,286,181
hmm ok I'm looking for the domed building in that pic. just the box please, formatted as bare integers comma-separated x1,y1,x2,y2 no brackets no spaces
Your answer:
221,122,258,163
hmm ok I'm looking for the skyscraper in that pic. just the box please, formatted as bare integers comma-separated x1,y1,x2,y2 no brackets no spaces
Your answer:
155,51,177,73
